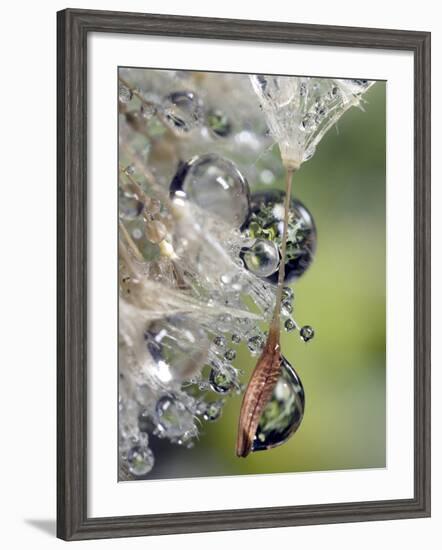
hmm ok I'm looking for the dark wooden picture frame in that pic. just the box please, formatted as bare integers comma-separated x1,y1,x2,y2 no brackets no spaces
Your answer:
57,8,431,541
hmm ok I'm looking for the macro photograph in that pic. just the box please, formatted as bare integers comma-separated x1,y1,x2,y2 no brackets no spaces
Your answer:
117,68,386,482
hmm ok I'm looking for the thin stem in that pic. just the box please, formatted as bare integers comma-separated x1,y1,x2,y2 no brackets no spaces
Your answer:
119,75,173,133
271,168,295,330
119,220,143,262
119,76,155,108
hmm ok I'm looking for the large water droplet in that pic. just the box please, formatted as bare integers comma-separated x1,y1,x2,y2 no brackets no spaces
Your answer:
252,357,305,452
170,153,251,228
145,315,209,382
163,90,203,134
243,190,317,283
127,444,154,476
242,238,280,278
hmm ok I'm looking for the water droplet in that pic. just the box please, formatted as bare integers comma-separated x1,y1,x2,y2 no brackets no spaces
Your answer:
119,84,133,103
252,356,305,452
145,219,167,243
127,444,154,476
300,112,316,131
170,153,250,228
203,400,223,421
207,109,232,137
119,187,143,220
242,239,280,278
145,316,209,382
213,335,227,349
155,394,195,438
231,333,241,344
281,301,293,316
243,190,317,282
163,90,203,134
303,145,316,162
282,286,294,303
284,318,296,332
247,334,264,355
209,365,236,394
300,325,315,342
224,349,237,361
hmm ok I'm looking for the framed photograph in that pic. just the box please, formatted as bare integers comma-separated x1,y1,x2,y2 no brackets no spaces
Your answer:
57,8,431,541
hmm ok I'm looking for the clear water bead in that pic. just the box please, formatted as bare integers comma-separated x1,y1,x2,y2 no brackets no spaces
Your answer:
119,84,133,103
281,301,293,316
213,335,227,349
119,187,143,220
224,349,236,361
284,319,296,332
207,109,232,138
300,325,315,342
247,334,264,355
155,394,195,438
243,190,317,283
163,90,203,134
242,239,280,278
170,153,251,228
282,286,294,303
127,444,154,476
145,315,209,382
253,356,305,452
209,365,237,394
203,400,223,421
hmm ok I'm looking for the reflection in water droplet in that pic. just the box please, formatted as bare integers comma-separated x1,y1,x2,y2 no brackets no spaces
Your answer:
252,357,305,452
127,444,154,476
242,239,280,278
300,325,315,342
170,154,251,228
209,365,237,394
207,109,232,137
203,400,223,421
163,90,203,134
244,190,317,283
284,318,296,332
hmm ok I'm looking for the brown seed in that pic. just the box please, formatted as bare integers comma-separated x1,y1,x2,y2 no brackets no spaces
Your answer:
236,325,282,457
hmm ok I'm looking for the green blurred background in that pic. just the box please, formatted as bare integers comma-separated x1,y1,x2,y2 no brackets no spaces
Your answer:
147,82,386,480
